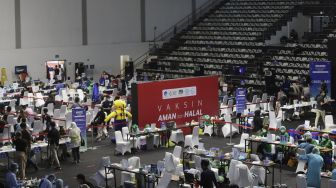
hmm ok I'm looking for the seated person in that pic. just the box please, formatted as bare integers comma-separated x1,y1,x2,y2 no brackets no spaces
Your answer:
276,126,289,142
303,132,318,145
298,138,315,154
5,163,22,188
319,134,332,149
196,159,218,188
256,125,272,159
332,168,336,180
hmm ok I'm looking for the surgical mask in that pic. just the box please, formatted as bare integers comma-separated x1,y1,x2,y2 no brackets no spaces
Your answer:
262,129,267,132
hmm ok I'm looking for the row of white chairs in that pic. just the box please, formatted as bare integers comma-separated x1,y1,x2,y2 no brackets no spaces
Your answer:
285,43,327,49
278,49,327,57
199,22,272,28
209,13,284,18
192,26,266,32
272,55,328,62
204,17,279,23
226,1,297,5
220,5,294,9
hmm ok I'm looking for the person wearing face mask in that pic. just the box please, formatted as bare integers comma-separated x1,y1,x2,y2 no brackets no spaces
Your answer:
256,125,272,159
277,126,289,142
319,133,333,170
5,163,23,187
303,132,318,145
298,147,324,188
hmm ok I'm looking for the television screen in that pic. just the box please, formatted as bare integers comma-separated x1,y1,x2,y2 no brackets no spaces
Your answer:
15,66,27,74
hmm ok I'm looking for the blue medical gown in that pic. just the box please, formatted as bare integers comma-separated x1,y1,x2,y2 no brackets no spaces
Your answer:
298,153,324,188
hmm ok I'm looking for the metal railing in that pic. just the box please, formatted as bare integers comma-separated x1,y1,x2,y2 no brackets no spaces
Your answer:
127,0,226,73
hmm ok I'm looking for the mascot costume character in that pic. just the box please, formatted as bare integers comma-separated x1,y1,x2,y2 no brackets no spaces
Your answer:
105,99,132,131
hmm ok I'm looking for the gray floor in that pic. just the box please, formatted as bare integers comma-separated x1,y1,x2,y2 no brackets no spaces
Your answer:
0,113,332,187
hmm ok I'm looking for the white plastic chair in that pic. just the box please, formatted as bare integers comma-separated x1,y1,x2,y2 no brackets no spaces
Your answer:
170,127,184,144
157,172,172,188
150,123,160,147
47,103,54,116
222,114,239,137
90,156,114,187
53,109,61,125
121,156,141,186
0,126,11,144
115,131,131,155
122,126,140,149
233,133,249,151
184,126,199,148
325,115,336,130
203,123,214,136
249,154,266,185
296,174,312,188
35,93,45,107
296,148,307,173
236,164,258,188
60,105,67,118
329,179,336,188
172,146,182,159
227,159,242,185
33,120,43,135
65,112,72,129
269,111,281,130
9,100,16,112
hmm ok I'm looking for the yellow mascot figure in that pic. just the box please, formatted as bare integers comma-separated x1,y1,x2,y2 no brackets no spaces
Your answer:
105,99,132,131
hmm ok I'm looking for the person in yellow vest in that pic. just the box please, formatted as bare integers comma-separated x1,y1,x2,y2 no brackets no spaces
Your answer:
105,99,132,131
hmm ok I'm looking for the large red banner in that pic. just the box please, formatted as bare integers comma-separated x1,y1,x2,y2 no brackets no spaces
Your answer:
133,76,219,130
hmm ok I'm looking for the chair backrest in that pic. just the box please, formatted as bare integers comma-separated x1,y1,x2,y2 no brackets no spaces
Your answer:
33,120,43,134
47,103,54,115
325,115,334,126
115,131,124,143
304,120,310,127
192,126,199,138
122,127,129,140
250,154,260,161
9,100,16,112
227,159,242,185
128,156,141,169
151,123,156,131
240,133,249,145
296,174,307,188
54,109,61,118
65,112,72,129
157,172,172,188
60,105,67,117
194,155,202,171
100,156,111,170
261,93,267,102
164,152,176,173
329,179,336,188
269,111,277,129
236,164,253,187
173,146,182,159
252,95,257,103
222,95,228,104
7,115,14,125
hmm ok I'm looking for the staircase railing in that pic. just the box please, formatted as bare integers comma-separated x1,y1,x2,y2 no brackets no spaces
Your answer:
129,0,226,73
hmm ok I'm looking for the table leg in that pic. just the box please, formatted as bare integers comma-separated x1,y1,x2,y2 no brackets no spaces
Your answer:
113,168,116,188
272,165,275,186
265,166,268,187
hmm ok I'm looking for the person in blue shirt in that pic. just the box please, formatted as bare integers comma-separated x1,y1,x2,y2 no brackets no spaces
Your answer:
298,147,324,188
5,163,22,188
332,168,336,180
298,138,315,154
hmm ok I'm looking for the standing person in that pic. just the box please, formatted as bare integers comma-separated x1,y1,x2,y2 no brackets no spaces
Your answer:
298,147,324,188
13,132,27,179
315,90,326,128
5,163,23,187
71,97,82,109
105,100,132,132
252,110,263,132
93,107,107,141
20,123,38,171
48,122,61,170
69,122,81,164
196,159,218,188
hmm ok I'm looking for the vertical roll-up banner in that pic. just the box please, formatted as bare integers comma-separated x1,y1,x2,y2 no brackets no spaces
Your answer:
72,108,87,152
310,61,331,98
236,88,246,114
